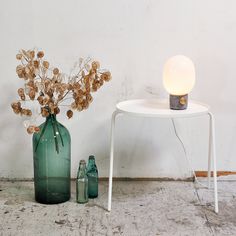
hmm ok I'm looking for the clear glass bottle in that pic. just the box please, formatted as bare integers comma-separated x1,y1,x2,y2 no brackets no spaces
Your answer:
76,160,88,203
87,155,98,198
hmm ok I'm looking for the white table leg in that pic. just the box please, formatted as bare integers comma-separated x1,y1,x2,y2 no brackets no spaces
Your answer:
108,111,120,212
208,117,212,189
208,112,219,213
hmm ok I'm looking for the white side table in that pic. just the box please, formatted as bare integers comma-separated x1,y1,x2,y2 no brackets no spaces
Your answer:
108,99,218,213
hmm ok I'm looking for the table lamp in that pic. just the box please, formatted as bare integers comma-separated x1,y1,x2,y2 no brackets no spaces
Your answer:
163,55,195,110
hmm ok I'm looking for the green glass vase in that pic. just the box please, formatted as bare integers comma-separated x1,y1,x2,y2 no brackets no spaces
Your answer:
33,114,71,204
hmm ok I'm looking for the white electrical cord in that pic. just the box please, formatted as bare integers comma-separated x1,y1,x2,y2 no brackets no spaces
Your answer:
171,118,236,196
171,118,213,190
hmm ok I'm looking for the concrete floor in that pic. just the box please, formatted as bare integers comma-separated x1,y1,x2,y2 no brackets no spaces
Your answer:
1,178,236,236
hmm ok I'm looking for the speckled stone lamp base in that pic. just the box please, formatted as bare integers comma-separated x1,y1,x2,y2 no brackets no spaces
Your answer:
169,94,188,110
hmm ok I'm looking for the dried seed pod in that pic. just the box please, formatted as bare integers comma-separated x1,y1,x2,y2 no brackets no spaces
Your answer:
92,83,98,92
42,98,48,105
53,68,59,75
101,71,112,82
41,107,49,117
92,61,100,70
27,80,34,88
21,49,30,59
33,60,40,68
37,51,44,58
95,80,101,89
21,109,28,116
13,108,21,114
20,94,26,101
34,126,40,133
71,102,77,110
86,94,93,103
29,89,36,100
16,65,24,74
11,102,19,110
82,100,89,109
73,82,81,90
77,96,83,103
18,88,24,96
27,126,35,134
43,61,49,69
57,94,63,101
37,96,44,105
99,79,104,86
77,89,84,96
11,103,21,114
29,51,35,59
48,102,54,112
72,92,77,99
16,54,22,60
43,94,50,104
61,83,67,90
16,67,26,79
54,107,60,115
11,102,21,109
26,109,32,116
68,84,73,90
47,89,54,98
67,110,73,119
24,66,31,75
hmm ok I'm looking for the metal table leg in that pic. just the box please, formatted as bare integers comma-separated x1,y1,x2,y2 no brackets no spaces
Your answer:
108,111,120,211
208,112,219,213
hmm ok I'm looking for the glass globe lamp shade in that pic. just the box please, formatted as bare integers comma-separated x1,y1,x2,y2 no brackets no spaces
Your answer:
163,55,195,110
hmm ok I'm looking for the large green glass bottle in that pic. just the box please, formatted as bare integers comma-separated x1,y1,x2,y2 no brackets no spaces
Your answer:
33,114,71,204
76,160,88,204
87,155,98,198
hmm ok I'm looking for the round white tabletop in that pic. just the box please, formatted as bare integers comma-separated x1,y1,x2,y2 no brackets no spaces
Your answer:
116,99,209,118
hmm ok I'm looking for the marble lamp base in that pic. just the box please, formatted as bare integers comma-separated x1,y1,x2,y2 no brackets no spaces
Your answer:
169,94,188,110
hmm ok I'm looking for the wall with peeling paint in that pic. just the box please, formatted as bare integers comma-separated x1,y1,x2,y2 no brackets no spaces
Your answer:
0,0,236,179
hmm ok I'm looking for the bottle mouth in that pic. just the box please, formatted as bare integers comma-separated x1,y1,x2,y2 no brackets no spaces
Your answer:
80,160,86,165
89,155,95,160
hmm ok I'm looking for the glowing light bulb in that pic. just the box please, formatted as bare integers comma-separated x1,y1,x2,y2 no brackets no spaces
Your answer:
163,55,196,110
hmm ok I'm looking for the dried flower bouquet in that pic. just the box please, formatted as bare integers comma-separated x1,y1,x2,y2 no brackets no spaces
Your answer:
11,49,112,134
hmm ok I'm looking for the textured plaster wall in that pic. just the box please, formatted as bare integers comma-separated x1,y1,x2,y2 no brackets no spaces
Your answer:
0,0,236,179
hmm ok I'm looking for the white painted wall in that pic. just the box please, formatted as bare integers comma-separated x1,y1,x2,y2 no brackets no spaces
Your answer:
0,0,236,179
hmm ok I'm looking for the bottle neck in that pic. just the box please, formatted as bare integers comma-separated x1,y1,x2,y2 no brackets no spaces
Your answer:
78,164,87,178
46,114,57,121
87,158,97,173
89,159,95,166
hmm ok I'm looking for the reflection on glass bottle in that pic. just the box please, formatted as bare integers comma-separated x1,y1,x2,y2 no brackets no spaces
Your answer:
76,160,88,204
87,155,98,198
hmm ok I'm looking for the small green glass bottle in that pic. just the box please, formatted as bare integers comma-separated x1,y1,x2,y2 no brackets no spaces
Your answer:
87,155,98,198
76,160,88,204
